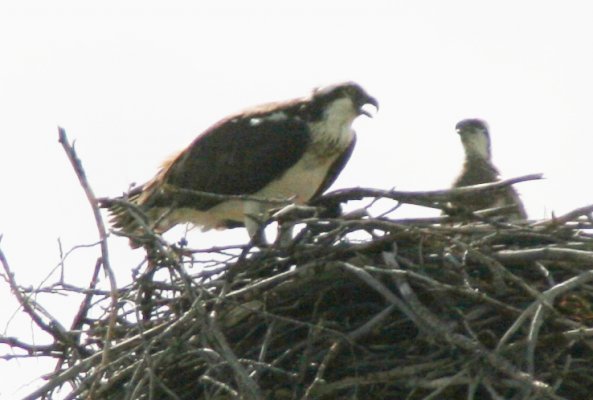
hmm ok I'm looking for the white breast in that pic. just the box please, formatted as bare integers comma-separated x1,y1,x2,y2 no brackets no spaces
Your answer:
309,97,357,148
463,132,491,160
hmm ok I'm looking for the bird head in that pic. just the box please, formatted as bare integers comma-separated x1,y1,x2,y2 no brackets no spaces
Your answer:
455,118,491,159
310,82,379,120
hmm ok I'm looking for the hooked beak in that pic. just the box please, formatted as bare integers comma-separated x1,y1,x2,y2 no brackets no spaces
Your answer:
359,95,379,117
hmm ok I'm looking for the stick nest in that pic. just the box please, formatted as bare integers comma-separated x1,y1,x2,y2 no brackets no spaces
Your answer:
6,182,593,400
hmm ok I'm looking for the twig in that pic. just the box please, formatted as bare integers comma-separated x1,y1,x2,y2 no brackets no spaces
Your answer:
534,203,593,227
527,303,546,376
58,127,118,370
22,321,170,400
207,311,263,400
54,257,104,372
338,262,429,331
0,246,71,345
347,304,396,340
494,247,593,264
0,337,56,356
317,174,543,206
98,184,296,208
497,267,593,351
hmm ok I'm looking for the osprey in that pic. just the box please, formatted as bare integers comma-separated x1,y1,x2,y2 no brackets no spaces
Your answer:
450,119,527,220
106,82,378,245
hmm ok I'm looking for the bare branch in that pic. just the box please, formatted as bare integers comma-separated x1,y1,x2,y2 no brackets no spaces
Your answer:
58,127,118,368
316,173,544,206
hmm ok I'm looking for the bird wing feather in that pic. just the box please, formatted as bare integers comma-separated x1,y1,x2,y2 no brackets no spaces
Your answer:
142,113,312,210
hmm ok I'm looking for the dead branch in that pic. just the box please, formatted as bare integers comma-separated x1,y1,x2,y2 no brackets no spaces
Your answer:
315,173,544,207
58,127,118,370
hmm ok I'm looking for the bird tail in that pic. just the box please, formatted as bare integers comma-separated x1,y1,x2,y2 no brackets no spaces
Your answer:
98,187,148,248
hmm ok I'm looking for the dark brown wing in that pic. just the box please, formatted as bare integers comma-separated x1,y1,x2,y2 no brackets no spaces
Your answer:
144,113,312,210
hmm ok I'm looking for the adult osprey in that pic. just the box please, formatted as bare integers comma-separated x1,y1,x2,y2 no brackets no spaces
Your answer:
450,119,527,220
106,82,378,245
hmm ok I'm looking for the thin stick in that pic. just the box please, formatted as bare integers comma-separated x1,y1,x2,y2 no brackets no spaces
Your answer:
0,246,69,344
317,173,543,205
58,127,118,369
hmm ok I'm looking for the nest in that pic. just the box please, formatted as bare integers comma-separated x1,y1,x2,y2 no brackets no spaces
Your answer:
2,132,592,399
5,178,593,400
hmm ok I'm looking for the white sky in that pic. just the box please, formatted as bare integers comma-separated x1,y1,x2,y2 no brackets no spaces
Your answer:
1,1,592,398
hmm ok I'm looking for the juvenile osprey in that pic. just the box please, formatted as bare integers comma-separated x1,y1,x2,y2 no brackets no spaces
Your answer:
106,82,378,245
449,119,527,220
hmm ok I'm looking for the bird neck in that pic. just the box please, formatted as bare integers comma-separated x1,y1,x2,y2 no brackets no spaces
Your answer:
308,97,357,150
462,133,491,161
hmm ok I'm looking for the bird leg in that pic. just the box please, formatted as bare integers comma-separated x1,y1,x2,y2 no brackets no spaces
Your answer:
273,204,320,247
244,201,270,246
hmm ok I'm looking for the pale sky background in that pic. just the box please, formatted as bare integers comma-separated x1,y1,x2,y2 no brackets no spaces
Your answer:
1,1,592,398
